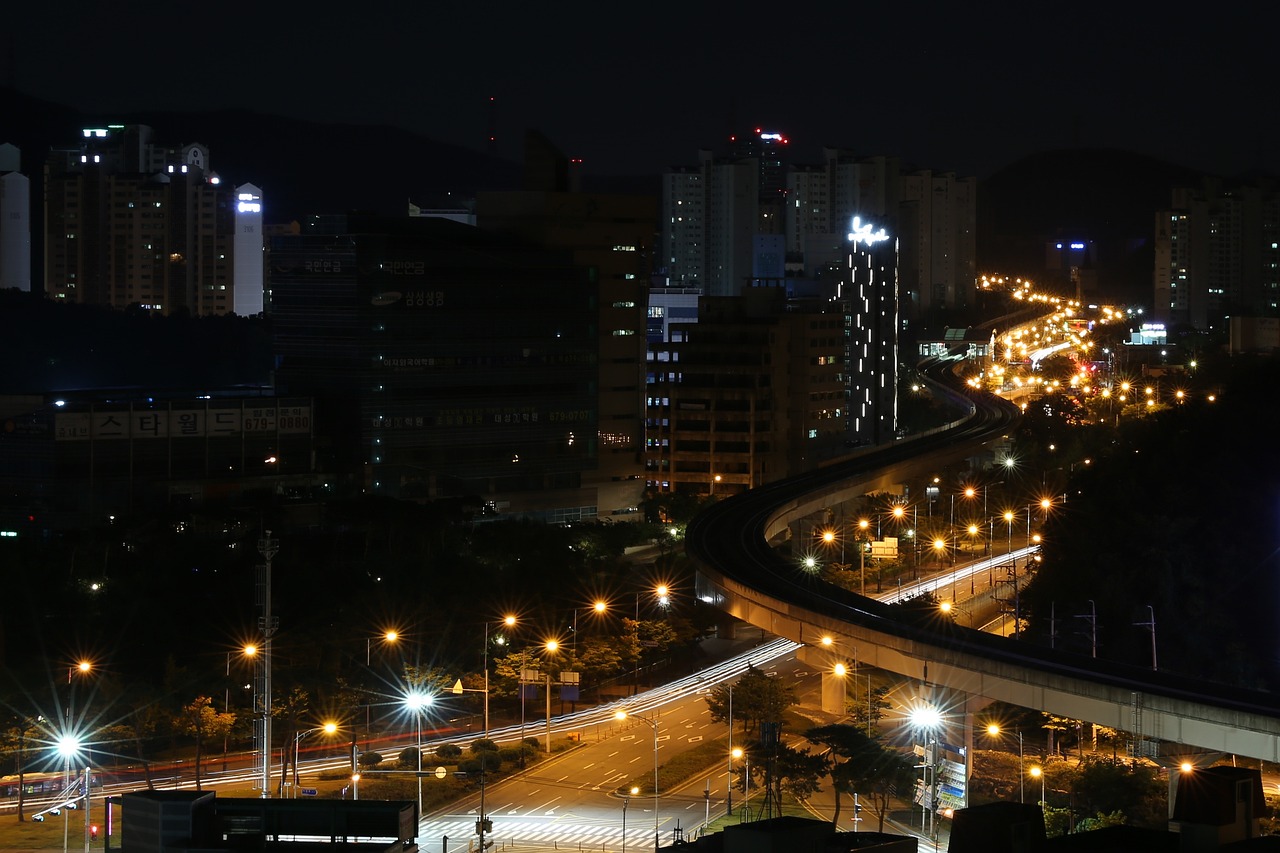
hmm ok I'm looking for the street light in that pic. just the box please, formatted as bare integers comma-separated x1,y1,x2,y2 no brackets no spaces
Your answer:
615,710,660,851
54,735,88,853
986,724,1024,803
572,601,607,655
366,630,399,665
619,783,640,850
731,746,750,820
1029,765,1045,806
404,691,434,817
226,646,256,713
622,785,639,853
483,615,517,736
291,723,338,796
64,661,93,791
908,704,943,841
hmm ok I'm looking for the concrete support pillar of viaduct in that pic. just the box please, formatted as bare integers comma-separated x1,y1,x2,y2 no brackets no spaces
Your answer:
799,645,849,714
820,671,848,714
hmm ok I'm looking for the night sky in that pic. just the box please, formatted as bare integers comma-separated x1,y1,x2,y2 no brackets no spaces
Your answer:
6,3,1275,180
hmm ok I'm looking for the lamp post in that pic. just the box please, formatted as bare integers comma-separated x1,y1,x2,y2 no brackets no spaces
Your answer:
855,518,870,594
291,723,338,796
404,691,433,817
483,616,517,737
54,734,85,853
909,704,943,842
1029,765,1045,806
731,747,751,821
543,640,560,753
226,646,256,713
64,662,92,790
615,710,660,851
986,724,1024,803
622,785,639,853
573,601,607,655
367,630,399,666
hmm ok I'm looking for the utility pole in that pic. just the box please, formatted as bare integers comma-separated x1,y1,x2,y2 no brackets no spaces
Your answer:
1135,605,1157,671
256,530,279,797
1076,600,1097,657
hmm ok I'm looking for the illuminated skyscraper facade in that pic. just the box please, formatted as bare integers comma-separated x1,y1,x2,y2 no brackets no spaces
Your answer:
844,217,899,447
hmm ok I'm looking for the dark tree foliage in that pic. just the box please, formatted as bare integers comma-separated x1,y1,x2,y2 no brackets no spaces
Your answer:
1021,358,1280,687
705,666,798,735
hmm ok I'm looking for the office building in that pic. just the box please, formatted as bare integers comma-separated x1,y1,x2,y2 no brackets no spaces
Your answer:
645,287,847,496
475,181,656,516
0,144,31,292
269,213,603,522
43,124,264,316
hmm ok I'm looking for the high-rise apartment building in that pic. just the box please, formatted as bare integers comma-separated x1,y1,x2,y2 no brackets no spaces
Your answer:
0,143,31,292
661,137,974,318
1154,179,1280,330
43,125,264,316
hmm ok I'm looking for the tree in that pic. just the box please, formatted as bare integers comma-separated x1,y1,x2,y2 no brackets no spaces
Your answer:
705,666,797,735
271,686,311,796
175,696,235,791
768,742,828,806
573,636,625,697
846,683,891,736
806,723,915,832
1073,755,1165,827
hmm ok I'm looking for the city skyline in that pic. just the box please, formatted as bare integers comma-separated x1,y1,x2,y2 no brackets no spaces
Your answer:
5,4,1275,181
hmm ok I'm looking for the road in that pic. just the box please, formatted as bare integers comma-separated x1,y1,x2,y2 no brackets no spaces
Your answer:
415,639,818,851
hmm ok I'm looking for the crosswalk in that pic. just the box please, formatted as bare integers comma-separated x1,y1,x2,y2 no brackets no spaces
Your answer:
419,813,653,850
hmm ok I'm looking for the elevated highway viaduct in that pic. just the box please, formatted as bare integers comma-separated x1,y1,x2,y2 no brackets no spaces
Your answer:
686,364,1280,765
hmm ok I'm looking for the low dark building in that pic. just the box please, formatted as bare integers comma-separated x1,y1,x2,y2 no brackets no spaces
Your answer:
115,790,416,853
947,801,1046,852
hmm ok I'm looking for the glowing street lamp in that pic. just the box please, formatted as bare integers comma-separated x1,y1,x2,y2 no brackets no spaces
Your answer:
404,692,434,816
731,747,750,819
615,710,660,850
483,615,517,736
987,724,1024,802
909,704,943,841
573,600,608,654
622,784,640,853
291,723,338,796
1029,765,1045,806
366,630,399,665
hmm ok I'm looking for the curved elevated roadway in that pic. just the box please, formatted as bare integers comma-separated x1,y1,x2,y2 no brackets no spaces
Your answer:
686,358,1280,761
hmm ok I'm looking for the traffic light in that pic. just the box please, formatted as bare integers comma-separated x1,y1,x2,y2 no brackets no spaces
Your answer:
476,818,493,834
90,825,99,839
